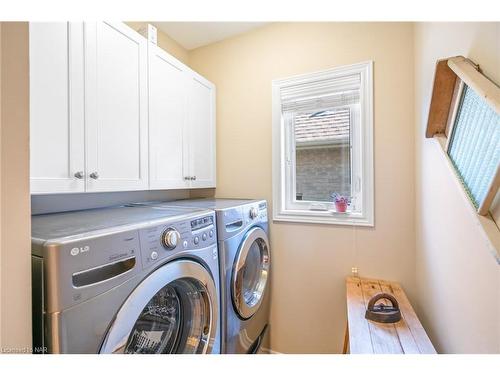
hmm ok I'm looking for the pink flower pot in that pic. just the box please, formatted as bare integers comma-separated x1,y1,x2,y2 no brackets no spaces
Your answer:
335,201,348,213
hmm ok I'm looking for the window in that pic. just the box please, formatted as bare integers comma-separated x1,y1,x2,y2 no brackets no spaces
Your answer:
272,61,374,226
447,84,500,213
294,108,352,202
426,56,500,218
425,55,500,261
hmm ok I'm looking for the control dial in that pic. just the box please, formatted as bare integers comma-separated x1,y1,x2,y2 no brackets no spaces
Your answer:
162,228,180,250
249,207,258,219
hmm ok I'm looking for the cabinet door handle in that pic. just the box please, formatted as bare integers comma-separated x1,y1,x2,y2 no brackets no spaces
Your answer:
74,171,84,179
192,176,197,181
89,172,99,180
184,176,190,181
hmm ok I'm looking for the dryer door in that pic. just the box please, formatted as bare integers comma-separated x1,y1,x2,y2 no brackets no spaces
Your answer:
100,260,218,354
232,227,271,319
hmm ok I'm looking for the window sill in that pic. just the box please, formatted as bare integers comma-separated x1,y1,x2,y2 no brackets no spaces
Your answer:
434,135,500,264
273,208,374,227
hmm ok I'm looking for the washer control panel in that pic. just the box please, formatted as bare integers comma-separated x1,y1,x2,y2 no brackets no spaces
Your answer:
191,215,214,231
249,207,258,219
246,201,268,224
161,228,180,250
216,200,268,241
138,212,217,268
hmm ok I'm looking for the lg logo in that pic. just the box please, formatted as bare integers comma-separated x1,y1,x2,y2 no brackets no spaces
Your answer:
70,246,90,256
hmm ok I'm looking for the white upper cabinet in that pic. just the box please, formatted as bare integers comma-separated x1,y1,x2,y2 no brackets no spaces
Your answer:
84,22,149,192
187,73,216,188
30,22,215,194
29,22,85,194
148,44,216,190
148,44,189,190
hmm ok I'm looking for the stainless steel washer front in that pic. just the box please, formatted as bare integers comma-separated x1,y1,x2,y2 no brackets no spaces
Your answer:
100,260,218,354
231,227,270,320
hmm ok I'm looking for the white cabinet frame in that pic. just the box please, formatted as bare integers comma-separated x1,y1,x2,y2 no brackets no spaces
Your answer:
29,22,86,194
148,43,216,190
148,43,190,190
187,72,217,189
84,21,149,192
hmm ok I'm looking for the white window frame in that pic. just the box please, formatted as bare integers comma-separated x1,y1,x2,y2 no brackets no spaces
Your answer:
272,61,374,226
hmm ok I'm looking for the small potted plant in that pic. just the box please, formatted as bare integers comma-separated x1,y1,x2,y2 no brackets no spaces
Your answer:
331,193,351,213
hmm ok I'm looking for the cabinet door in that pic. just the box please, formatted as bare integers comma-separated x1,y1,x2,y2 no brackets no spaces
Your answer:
84,22,149,192
29,22,85,194
148,44,190,190
187,73,216,188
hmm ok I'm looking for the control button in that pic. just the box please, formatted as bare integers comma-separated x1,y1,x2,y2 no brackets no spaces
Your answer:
209,229,214,238
161,228,180,250
202,233,207,241
150,251,158,260
194,236,199,245
249,207,258,219
183,240,188,249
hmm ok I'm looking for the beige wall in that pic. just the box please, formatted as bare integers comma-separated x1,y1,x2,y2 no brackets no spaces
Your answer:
189,22,416,353
414,22,500,354
0,22,32,351
126,22,190,64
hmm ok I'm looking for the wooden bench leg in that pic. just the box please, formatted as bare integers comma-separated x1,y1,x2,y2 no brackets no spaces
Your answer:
342,324,349,354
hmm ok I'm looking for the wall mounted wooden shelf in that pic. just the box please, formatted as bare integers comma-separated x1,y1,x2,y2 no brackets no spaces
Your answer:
425,58,459,138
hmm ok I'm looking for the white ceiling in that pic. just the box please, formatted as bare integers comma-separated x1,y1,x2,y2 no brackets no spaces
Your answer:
152,22,268,50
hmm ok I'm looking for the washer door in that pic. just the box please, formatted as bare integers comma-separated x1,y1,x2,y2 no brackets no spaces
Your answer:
232,227,270,319
100,260,218,354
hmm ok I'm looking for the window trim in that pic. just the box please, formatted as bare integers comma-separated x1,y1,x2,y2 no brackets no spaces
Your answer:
272,61,374,226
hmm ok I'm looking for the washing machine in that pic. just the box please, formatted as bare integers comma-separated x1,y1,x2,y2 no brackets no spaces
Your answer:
31,204,221,354
132,199,271,354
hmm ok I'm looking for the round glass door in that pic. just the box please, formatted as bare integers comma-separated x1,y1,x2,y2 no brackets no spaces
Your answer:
232,227,270,319
100,260,218,354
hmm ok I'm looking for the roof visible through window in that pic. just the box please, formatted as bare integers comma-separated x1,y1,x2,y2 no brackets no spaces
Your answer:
294,108,350,146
